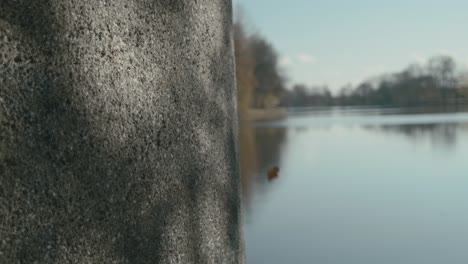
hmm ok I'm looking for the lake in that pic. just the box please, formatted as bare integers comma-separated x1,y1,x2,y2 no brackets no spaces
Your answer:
240,106,468,264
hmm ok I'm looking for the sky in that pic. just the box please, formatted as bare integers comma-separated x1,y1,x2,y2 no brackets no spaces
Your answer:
233,0,468,93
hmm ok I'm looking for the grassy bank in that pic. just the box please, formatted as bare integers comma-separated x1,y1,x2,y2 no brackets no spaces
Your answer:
240,107,288,122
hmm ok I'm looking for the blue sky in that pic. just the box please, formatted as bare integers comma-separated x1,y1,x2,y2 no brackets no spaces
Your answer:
233,0,468,92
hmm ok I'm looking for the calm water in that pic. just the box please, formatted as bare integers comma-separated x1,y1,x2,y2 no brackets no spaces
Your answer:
241,107,468,264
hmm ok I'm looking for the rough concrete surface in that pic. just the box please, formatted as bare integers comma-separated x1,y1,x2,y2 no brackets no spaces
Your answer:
0,0,243,263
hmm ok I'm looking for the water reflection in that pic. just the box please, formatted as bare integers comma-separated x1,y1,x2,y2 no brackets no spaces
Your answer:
258,106,468,128
239,121,258,205
242,107,468,264
239,121,286,210
289,105,468,117
366,123,461,149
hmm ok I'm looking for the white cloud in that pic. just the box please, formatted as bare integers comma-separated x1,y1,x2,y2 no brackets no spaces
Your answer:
279,56,293,66
438,49,454,56
410,52,427,64
363,64,386,75
297,53,316,64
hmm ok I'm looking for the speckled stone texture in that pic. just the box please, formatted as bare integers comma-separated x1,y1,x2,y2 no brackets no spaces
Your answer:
0,0,243,263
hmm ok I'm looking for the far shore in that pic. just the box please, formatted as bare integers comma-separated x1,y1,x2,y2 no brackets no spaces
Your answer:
241,107,288,122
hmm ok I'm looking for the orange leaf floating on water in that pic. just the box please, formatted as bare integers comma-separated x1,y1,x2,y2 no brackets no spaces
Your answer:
267,166,279,180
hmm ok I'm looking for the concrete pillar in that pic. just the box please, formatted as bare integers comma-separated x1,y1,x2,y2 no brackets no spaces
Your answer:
0,0,243,263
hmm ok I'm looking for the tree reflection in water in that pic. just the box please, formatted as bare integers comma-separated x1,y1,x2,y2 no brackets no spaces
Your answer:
239,121,287,211
365,123,468,149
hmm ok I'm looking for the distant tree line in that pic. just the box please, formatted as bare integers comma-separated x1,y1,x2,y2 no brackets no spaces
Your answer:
234,18,286,115
234,10,468,110
282,84,332,107
283,56,468,107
